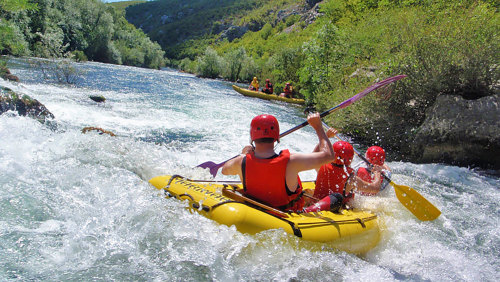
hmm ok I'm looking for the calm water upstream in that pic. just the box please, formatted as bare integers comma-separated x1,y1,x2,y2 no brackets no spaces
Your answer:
1,57,499,281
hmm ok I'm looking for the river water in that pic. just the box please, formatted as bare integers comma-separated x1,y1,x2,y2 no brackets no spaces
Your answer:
1,58,499,281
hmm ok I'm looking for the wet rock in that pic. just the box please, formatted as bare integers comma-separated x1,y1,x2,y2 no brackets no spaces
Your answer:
410,94,500,170
89,95,106,103
1,67,20,82
0,86,54,123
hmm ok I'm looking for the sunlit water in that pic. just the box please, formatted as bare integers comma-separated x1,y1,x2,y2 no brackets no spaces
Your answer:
1,57,498,281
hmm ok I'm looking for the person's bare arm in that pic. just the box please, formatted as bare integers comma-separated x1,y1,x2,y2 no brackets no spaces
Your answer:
347,166,383,195
221,145,253,178
312,127,338,152
286,113,335,191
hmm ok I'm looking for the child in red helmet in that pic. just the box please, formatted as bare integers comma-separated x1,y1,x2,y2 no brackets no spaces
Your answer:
356,146,392,195
303,129,387,212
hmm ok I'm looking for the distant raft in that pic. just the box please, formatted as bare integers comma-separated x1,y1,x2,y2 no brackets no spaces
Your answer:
149,175,380,254
232,85,305,105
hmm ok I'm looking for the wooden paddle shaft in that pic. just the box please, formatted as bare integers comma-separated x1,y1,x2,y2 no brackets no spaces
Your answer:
222,188,289,218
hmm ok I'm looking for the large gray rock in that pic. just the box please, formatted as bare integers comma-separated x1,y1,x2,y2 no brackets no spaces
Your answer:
219,25,248,42
410,94,500,169
0,86,54,123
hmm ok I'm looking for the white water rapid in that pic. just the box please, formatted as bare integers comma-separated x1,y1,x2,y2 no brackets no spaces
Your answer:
1,58,498,281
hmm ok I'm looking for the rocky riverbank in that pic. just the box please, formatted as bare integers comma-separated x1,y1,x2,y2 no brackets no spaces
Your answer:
408,93,500,170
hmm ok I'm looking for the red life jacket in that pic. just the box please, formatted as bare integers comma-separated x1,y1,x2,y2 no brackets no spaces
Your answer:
243,149,304,211
356,167,389,195
314,163,354,202
357,167,373,182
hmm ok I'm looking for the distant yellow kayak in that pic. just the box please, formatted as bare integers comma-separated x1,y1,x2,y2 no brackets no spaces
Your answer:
232,85,305,105
149,175,380,254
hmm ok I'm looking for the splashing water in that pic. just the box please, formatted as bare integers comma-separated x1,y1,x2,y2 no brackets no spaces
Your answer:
1,58,498,281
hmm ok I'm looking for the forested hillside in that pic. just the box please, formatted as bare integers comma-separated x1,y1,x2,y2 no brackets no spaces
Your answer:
125,0,307,60
0,0,165,69
126,0,498,160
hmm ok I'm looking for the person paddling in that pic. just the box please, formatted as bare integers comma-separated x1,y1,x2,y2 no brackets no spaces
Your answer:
356,146,392,195
221,112,335,212
303,128,385,212
280,82,293,98
262,79,273,94
249,77,259,91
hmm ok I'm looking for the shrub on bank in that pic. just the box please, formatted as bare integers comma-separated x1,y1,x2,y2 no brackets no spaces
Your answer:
319,2,499,151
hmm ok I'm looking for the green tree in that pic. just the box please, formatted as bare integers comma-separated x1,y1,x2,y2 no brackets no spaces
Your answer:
222,47,246,81
196,46,222,78
0,0,37,55
299,22,345,101
266,46,302,91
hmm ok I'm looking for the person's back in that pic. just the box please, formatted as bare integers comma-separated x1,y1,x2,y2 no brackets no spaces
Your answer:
221,112,335,212
262,79,273,94
282,83,293,98
314,141,355,200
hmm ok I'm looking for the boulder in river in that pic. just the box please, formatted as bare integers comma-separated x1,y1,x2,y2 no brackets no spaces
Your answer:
0,66,20,82
409,93,500,170
0,86,54,123
89,95,106,103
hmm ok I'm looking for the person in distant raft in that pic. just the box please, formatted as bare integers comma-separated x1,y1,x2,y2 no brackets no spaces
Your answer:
221,112,335,212
280,82,293,98
303,128,385,212
356,146,392,195
262,79,274,94
249,77,259,91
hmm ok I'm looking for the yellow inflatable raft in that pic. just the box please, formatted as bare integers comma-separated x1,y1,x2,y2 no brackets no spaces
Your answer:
232,85,306,105
149,175,380,254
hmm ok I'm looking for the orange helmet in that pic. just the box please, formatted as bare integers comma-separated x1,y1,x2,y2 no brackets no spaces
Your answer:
365,146,385,165
332,141,354,166
250,114,280,142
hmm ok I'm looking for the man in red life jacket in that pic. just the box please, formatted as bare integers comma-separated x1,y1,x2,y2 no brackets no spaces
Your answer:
262,79,273,94
221,112,335,212
356,146,392,195
280,83,293,98
303,129,385,212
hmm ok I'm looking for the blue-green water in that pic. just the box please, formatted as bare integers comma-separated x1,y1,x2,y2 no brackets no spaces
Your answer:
1,57,499,281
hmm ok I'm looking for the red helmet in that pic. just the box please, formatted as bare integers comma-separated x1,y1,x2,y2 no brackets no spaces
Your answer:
365,146,385,165
332,141,354,166
250,114,280,142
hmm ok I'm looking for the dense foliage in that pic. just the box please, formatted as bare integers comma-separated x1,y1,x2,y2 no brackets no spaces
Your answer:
128,0,497,151
0,0,165,69
125,0,304,60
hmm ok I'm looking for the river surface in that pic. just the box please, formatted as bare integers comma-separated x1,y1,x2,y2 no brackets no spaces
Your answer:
1,57,499,281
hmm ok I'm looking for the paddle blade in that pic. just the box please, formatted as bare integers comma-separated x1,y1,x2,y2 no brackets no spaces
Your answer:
337,75,407,110
197,161,223,177
392,182,441,221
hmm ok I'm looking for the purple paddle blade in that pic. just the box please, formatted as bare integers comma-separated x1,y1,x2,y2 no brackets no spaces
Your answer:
197,161,225,177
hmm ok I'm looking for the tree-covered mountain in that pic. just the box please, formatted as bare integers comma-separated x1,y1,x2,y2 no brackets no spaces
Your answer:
126,0,499,167
0,0,165,69
125,0,316,59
